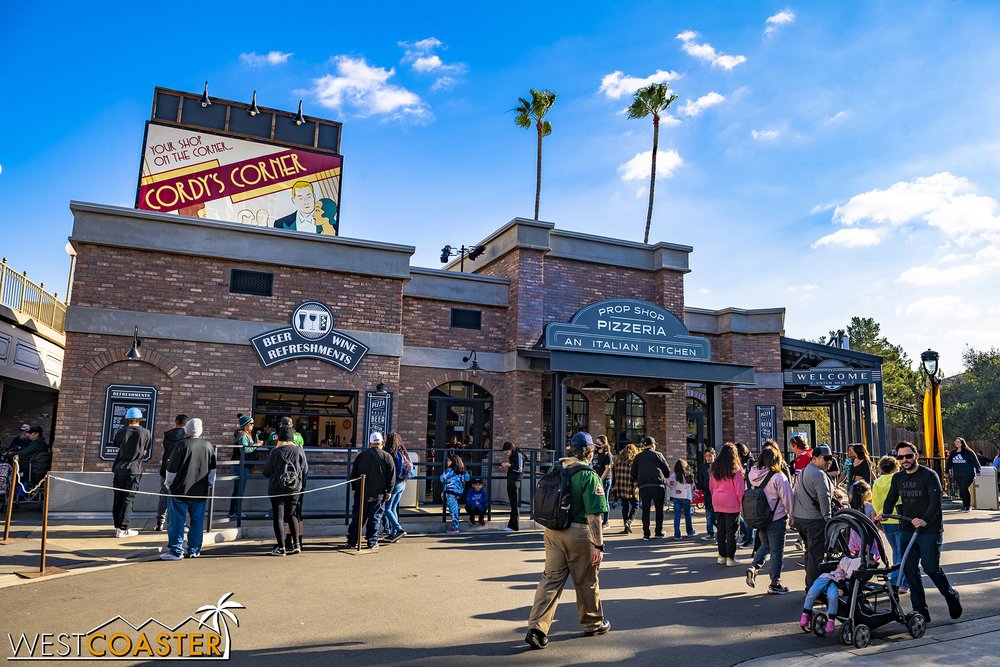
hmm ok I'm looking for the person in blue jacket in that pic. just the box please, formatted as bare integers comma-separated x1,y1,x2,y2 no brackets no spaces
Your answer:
465,478,489,526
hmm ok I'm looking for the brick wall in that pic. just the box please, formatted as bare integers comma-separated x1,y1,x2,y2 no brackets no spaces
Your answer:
401,298,509,352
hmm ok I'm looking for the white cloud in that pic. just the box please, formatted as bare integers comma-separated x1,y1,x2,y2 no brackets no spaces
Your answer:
398,37,466,90
810,201,839,215
676,31,747,70
312,56,430,121
811,228,882,248
618,150,684,182
751,129,781,142
826,110,852,125
598,69,681,100
679,92,725,117
902,296,978,319
239,51,293,67
765,10,796,37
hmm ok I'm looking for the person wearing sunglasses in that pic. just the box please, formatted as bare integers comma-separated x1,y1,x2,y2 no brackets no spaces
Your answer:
876,441,962,623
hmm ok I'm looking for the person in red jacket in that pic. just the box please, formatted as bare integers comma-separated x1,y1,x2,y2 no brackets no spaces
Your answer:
791,435,812,475
709,442,746,566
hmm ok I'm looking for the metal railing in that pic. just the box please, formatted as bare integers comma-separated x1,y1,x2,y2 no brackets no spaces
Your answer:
0,258,67,333
219,444,558,526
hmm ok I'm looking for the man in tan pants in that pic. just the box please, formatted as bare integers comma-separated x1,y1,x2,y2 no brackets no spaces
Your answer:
525,432,610,649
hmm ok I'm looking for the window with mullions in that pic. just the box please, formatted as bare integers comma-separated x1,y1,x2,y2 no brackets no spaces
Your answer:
541,388,590,449
605,391,646,451
253,388,357,448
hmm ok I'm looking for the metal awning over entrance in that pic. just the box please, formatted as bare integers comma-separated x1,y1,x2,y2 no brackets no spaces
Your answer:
781,336,887,456
521,349,755,385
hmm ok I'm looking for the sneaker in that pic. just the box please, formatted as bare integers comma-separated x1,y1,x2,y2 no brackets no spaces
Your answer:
738,540,753,549
767,582,790,595
270,546,285,556
118,529,139,538
799,612,811,629
368,543,380,551
672,536,683,541
154,520,165,532
794,539,804,551
343,542,357,550
388,531,406,543
584,619,611,636
160,552,182,561
701,534,716,542
503,527,516,532
480,518,487,526
287,546,301,555
746,568,757,588
946,590,962,619
447,528,460,534
284,535,294,551
183,552,201,559
642,536,651,541
624,524,632,534
726,557,746,567
824,619,835,634
654,533,666,539
469,517,476,525
525,629,548,649
717,556,727,565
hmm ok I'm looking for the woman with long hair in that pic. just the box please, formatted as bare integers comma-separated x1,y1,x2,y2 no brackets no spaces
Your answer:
611,443,640,533
849,444,874,486
745,445,793,594
947,437,981,512
709,442,745,566
734,442,755,547
501,441,524,532
383,432,412,543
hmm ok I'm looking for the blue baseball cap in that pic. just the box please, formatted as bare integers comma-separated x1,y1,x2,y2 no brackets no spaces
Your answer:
125,407,143,419
570,432,594,447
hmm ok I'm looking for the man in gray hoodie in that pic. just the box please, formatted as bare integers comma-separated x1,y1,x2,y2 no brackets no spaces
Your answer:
792,444,834,588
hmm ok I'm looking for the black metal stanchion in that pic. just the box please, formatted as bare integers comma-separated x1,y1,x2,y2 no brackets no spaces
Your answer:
17,475,66,578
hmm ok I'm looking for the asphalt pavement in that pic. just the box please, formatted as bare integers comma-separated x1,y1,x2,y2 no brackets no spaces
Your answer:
1,503,997,666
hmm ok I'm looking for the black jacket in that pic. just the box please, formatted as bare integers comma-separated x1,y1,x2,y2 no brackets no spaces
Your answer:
630,448,670,489
263,445,309,496
166,437,217,498
947,450,981,479
159,427,186,478
111,426,152,476
350,447,395,500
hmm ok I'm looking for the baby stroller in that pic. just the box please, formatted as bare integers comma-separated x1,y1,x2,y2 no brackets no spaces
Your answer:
803,508,925,649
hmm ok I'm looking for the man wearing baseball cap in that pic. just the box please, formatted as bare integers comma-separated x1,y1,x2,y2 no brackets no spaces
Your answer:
791,444,834,587
8,424,31,451
111,407,153,537
345,432,396,550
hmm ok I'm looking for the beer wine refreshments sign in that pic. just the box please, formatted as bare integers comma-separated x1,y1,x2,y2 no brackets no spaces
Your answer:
250,301,368,371
545,299,711,361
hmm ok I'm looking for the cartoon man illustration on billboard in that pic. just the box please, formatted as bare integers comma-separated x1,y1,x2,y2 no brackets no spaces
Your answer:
274,181,338,236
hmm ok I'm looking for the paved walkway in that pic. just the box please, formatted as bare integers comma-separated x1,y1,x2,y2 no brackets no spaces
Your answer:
1,503,997,665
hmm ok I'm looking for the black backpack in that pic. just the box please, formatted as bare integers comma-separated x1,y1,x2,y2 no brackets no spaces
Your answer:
533,463,589,530
741,470,778,529
278,457,300,492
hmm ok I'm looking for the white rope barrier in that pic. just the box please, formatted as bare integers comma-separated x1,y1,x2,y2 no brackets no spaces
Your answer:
45,474,362,500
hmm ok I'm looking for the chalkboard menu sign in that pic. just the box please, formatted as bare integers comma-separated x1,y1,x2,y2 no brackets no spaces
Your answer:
756,404,778,452
362,391,393,449
99,384,158,460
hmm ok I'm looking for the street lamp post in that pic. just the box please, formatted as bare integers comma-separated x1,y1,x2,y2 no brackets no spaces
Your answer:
920,349,945,485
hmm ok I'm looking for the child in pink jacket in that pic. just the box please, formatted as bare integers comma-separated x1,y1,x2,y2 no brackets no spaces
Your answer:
709,443,745,566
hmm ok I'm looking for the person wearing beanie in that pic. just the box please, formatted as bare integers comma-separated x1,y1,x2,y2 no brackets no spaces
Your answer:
228,414,260,520
111,407,153,538
161,418,217,560
630,436,670,540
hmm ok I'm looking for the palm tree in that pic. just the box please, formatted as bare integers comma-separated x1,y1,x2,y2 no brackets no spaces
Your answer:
512,89,557,220
627,83,678,243
196,592,245,652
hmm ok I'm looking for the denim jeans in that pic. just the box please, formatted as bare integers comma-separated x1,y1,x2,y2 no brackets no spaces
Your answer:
167,497,206,556
704,498,716,536
882,523,908,589
444,492,461,530
228,464,249,516
903,530,954,614
672,498,694,537
602,478,612,523
751,516,787,584
803,578,840,617
347,497,387,547
739,515,754,543
384,481,406,534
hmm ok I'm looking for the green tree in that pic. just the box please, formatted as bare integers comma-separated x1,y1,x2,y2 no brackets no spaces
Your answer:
942,347,1000,445
512,89,557,220
821,317,922,427
626,82,678,244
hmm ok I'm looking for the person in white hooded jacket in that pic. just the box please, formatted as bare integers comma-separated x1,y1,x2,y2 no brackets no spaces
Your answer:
744,445,794,595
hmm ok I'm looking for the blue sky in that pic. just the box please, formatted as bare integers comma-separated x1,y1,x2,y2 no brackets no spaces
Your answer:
2,1,1000,373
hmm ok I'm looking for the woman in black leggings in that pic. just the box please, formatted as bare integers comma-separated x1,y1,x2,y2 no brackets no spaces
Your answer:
262,427,309,555
501,442,524,531
947,437,981,511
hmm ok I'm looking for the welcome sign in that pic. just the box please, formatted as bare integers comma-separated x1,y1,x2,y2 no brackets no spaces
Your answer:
250,301,368,371
136,123,342,235
545,299,711,361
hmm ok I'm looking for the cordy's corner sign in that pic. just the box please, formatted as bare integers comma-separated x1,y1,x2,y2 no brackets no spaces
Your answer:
783,359,881,391
545,299,711,361
250,301,368,371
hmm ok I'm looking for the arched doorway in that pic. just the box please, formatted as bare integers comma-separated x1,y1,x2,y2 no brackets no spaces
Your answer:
542,387,589,449
605,390,646,451
426,382,494,503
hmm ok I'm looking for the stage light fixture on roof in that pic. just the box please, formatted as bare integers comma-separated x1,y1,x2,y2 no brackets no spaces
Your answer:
294,101,306,126
199,81,211,108
247,90,260,117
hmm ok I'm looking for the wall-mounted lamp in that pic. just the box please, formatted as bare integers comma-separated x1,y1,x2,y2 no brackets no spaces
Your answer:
127,326,142,360
463,351,480,371
646,384,673,395
581,380,610,392
247,90,261,117
294,100,306,126
374,382,388,395
199,81,211,108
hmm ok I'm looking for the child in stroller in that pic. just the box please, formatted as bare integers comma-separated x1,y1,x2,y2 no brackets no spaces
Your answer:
799,508,926,649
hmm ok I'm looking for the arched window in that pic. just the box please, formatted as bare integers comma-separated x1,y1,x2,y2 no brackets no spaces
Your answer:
542,387,590,449
605,391,646,451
